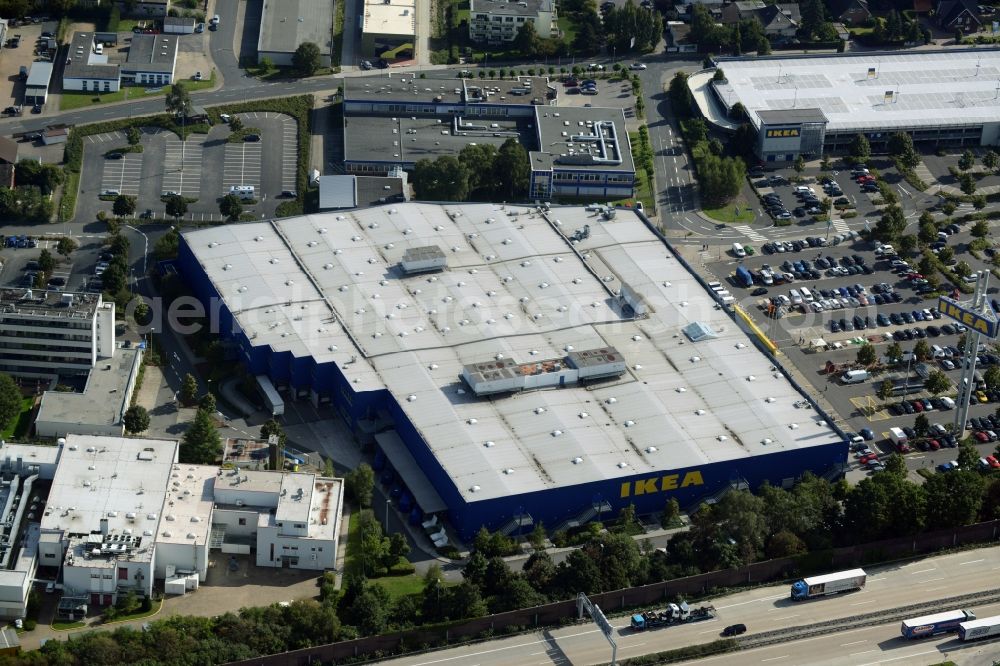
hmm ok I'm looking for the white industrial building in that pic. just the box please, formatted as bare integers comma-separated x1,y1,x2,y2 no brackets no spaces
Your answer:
62,31,121,93
698,49,1000,160
0,288,115,380
0,436,342,614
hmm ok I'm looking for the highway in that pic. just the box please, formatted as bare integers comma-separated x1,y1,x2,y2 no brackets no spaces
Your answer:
381,544,1000,666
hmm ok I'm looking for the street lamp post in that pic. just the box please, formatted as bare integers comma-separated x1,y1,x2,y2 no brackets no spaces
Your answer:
385,499,391,534
124,225,149,276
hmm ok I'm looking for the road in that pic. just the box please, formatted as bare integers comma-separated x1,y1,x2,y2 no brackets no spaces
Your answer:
379,544,1000,666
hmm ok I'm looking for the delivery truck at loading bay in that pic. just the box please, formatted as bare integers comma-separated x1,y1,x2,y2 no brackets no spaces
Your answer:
959,615,1000,641
900,609,976,639
790,568,867,601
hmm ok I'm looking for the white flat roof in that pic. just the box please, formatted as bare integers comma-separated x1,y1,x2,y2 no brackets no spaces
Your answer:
184,205,839,502
715,50,1000,132
157,464,216,546
363,0,416,37
41,435,177,537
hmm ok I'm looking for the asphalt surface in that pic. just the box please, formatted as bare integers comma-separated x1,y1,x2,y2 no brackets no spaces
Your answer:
380,545,1000,666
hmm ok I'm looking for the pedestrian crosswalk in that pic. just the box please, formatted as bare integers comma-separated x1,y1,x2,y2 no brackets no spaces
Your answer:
733,225,769,242
832,219,851,233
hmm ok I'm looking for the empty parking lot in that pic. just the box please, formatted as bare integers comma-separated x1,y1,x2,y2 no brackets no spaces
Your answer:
161,134,205,197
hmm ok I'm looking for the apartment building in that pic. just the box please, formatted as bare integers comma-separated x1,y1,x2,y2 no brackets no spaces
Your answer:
469,0,556,45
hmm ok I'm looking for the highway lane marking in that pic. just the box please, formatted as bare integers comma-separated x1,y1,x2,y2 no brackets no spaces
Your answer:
407,629,601,666
909,568,934,574
619,643,646,651
770,615,799,622
960,558,985,565
760,656,788,662
868,577,886,582
841,640,867,646
716,593,786,609
925,586,947,592
851,600,875,606
850,650,877,656
858,649,938,666
922,577,946,582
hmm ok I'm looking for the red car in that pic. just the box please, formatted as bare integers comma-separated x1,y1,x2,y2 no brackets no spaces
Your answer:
859,453,879,464
856,175,875,183
928,439,941,451
906,273,924,280
986,455,1000,469
975,431,990,443
896,442,912,453
912,400,924,412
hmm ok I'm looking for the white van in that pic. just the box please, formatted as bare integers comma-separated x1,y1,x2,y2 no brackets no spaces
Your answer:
95,43,103,55
732,243,746,258
230,185,255,200
931,345,946,359
939,396,956,410
789,289,803,305
799,286,814,302
841,369,870,384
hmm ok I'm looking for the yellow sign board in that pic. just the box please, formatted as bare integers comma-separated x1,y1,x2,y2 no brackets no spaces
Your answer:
766,128,800,138
938,296,998,338
620,471,704,498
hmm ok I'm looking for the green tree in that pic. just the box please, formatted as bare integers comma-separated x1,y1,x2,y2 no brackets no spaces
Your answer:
165,194,188,220
873,205,906,242
883,453,907,477
960,172,977,196
292,41,322,76
877,378,894,402
528,522,547,550
924,369,951,395
984,150,999,171
604,0,664,52
154,227,180,260
850,134,871,162
513,20,540,56
793,155,805,173
856,343,876,366
660,497,681,529
458,143,499,197
669,71,694,116
765,529,806,558
491,575,543,613
918,221,938,244
37,248,55,275
412,156,470,201
494,138,530,199
958,442,981,472
899,234,917,256
972,219,990,238
219,194,243,222
914,412,930,436
123,405,150,434
112,194,136,218
958,149,976,170
198,392,217,414
180,407,222,464
260,418,287,447
955,260,973,278
914,339,932,362
345,463,375,508
101,263,125,294
165,82,193,117
126,126,141,146
800,0,825,37
229,116,244,132
0,374,21,432
56,236,78,257
985,366,1000,391
923,470,985,528
887,132,919,168
179,373,199,405
348,585,390,635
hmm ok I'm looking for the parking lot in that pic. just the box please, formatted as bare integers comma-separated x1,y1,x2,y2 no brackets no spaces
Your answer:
77,112,299,221
705,210,1000,476
0,234,106,295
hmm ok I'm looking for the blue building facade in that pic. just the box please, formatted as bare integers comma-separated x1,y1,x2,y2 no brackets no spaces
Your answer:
179,235,846,541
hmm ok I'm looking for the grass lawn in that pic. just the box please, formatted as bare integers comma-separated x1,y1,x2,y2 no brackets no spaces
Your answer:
703,202,755,223
610,168,655,212
104,598,162,624
59,75,216,111
0,396,34,440
51,621,85,631
558,16,578,45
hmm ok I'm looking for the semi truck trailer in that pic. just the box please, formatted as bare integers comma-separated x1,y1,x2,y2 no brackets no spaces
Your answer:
901,609,976,639
959,615,1000,641
790,568,867,601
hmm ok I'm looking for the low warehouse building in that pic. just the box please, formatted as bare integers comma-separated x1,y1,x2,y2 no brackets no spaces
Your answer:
361,0,416,59
257,0,333,67
178,204,847,540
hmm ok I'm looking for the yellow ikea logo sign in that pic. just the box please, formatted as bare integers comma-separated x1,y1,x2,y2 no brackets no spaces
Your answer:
938,297,998,338
766,128,800,138
620,471,704,498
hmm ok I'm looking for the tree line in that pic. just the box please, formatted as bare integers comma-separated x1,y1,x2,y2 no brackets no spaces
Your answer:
412,138,529,201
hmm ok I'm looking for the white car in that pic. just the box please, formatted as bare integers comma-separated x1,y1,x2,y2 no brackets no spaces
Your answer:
629,62,647,70
210,14,220,24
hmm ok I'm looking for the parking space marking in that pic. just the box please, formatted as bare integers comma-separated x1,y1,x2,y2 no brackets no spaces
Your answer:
161,136,205,197
222,143,262,195
100,153,142,196
281,117,298,191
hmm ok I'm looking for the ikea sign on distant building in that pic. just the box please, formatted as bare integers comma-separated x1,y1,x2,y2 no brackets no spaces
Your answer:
938,296,999,338
765,128,800,138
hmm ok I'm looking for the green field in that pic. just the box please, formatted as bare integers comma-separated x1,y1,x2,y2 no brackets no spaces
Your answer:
703,202,756,223
59,74,216,111
0,396,34,440
344,513,429,602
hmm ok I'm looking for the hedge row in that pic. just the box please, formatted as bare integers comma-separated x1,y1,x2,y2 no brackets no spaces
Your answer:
206,95,314,218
